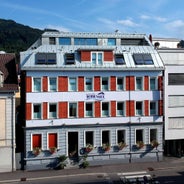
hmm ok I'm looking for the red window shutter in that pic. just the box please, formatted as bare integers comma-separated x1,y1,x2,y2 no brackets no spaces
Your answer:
43,102,48,119
78,101,84,118
158,76,163,91
59,102,68,118
126,101,135,116
94,76,100,91
32,134,41,148
42,76,48,92
126,76,135,91
110,76,116,91
104,51,113,61
144,100,149,116
158,100,163,115
81,51,91,61
144,76,149,90
26,103,31,120
26,77,32,92
58,76,68,92
111,101,116,117
95,101,101,117
78,77,84,91
48,133,57,148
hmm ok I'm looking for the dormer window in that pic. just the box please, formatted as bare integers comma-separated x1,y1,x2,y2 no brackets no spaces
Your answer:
65,53,75,64
0,71,3,87
35,53,56,65
115,54,125,65
133,53,153,65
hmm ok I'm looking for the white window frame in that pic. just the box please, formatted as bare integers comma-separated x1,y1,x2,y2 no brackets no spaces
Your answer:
135,101,143,116
69,77,77,91
33,77,42,92
116,129,126,144
149,77,157,90
91,52,103,65
32,103,42,119
84,131,95,147
149,128,158,144
85,102,94,117
31,133,43,150
69,102,78,118
49,77,57,92
101,77,109,91
116,101,124,116
149,101,157,115
135,129,144,144
85,77,93,91
136,77,143,90
101,102,110,117
48,103,58,119
116,77,124,91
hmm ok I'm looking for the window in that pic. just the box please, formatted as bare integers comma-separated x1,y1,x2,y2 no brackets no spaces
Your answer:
133,53,153,65
85,102,93,117
69,103,77,117
32,134,42,149
102,130,110,145
48,133,57,149
150,101,156,115
136,101,143,116
117,77,124,90
69,78,77,91
33,78,41,92
92,52,103,65
121,38,149,46
49,37,56,45
49,103,57,118
35,53,56,64
74,38,97,45
117,130,125,144
102,102,109,117
107,38,116,45
115,54,125,65
85,78,93,91
65,53,75,64
168,73,184,85
85,131,94,146
150,77,156,90
49,77,57,92
33,104,41,119
136,129,144,143
136,77,143,90
117,102,124,116
150,129,157,143
102,77,109,91
59,37,71,45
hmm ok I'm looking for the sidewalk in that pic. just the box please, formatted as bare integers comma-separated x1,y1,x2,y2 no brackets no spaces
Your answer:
0,156,183,183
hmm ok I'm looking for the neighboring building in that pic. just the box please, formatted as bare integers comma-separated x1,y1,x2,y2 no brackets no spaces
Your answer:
20,31,164,170
0,53,18,172
158,48,184,157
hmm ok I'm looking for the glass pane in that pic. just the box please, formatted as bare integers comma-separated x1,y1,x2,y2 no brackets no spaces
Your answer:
117,78,124,90
59,37,71,45
92,53,96,65
86,78,92,91
108,38,116,46
117,102,124,116
86,103,93,117
150,129,157,142
150,102,156,115
69,78,76,91
136,102,142,115
98,53,103,65
49,78,56,91
117,130,125,143
136,78,142,90
102,78,108,91
34,105,41,119
69,103,77,117
150,78,156,90
49,104,57,118
34,78,41,92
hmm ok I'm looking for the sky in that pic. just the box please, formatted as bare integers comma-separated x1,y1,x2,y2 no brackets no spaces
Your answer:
1,0,184,39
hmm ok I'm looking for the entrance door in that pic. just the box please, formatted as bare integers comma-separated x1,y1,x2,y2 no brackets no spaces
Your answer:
68,132,78,158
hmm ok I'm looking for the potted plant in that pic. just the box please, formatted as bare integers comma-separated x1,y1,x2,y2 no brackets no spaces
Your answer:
118,142,127,150
49,147,57,154
136,141,144,149
85,144,93,153
80,154,89,168
151,140,159,148
56,155,67,169
102,143,110,152
32,147,41,156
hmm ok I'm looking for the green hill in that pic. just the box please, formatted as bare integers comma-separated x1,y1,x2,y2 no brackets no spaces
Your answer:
0,18,43,54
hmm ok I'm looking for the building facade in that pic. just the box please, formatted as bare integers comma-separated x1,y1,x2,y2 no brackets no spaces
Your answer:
0,53,18,173
20,31,164,170
158,48,184,157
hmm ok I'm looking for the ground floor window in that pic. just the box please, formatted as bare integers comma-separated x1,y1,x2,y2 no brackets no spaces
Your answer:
48,133,58,149
117,130,125,144
32,134,42,149
150,129,157,143
102,130,110,145
85,131,94,146
135,129,144,144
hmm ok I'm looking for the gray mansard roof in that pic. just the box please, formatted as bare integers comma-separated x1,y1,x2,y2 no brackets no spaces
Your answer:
20,31,164,71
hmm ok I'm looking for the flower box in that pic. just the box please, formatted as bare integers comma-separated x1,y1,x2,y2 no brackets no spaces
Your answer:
32,147,41,156
102,143,110,152
136,141,144,149
49,147,57,154
85,144,93,153
151,140,159,148
118,142,127,150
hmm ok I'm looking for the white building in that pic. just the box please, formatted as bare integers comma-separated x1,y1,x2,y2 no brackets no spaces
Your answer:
20,31,164,170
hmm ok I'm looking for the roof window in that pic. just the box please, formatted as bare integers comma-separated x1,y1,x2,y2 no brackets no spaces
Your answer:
133,53,153,65
115,54,125,65
65,53,75,64
35,53,56,65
